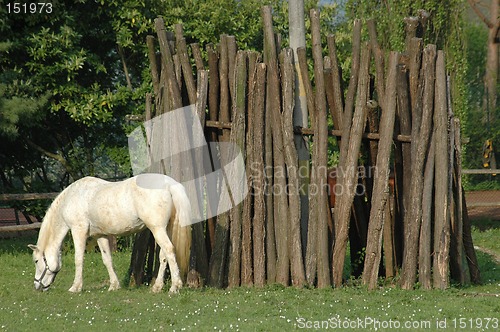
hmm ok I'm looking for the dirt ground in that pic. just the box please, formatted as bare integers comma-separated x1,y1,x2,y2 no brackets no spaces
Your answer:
465,190,500,221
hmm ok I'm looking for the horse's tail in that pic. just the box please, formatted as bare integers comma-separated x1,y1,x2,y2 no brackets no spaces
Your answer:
167,183,192,282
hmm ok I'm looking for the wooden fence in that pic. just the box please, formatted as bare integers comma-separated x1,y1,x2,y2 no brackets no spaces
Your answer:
0,193,57,232
126,6,480,290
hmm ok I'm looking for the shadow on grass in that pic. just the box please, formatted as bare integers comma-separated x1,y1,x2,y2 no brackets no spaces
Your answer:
475,250,500,284
471,217,500,231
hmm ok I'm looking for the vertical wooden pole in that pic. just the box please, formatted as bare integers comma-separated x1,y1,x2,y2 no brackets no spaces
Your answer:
262,5,281,284
332,43,370,288
262,6,290,286
461,187,481,284
297,46,318,285
206,44,220,255
326,35,345,130
252,63,267,287
174,24,197,106
281,48,306,287
309,8,330,288
187,70,209,288
400,44,436,290
362,51,398,290
450,117,468,284
228,51,248,288
433,51,450,290
419,130,435,289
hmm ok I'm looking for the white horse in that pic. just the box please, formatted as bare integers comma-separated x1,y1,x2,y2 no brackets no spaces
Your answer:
28,174,192,294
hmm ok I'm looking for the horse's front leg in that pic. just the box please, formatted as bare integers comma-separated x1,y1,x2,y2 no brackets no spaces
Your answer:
69,229,87,293
97,236,120,291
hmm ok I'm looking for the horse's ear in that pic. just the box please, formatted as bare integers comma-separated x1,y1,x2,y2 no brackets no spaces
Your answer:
28,244,38,251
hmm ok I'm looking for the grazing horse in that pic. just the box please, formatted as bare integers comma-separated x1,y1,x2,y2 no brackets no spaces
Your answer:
28,174,192,294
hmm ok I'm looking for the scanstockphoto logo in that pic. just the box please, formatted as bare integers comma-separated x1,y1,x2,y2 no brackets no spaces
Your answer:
127,105,248,226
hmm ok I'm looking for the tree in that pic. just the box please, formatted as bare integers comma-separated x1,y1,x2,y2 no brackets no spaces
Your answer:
0,0,158,194
467,0,499,123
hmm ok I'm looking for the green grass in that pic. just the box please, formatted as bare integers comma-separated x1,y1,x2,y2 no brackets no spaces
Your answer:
0,228,499,332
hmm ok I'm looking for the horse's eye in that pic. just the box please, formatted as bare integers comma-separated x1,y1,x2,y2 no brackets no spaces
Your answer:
35,260,39,264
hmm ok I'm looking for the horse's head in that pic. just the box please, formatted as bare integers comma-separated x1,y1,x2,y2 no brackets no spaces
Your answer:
28,244,61,291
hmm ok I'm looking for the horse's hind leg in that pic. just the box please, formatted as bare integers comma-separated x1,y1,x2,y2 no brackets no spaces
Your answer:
97,237,120,291
149,227,182,294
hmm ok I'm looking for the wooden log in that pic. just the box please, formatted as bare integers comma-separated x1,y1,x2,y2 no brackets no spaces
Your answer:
400,44,436,290
450,117,469,284
262,6,277,284
297,46,318,285
155,18,183,110
409,38,423,157
362,51,398,290
419,130,435,289
0,193,58,201
228,51,248,288
174,24,197,105
146,36,160,101
404,16,420,51
396,64,413,225
127,227,152,287
241,52,260,287
382,186,396,279
294,127,413,142
263,5,289,286
461,186,481,284
227,36,237,104
309,8,330,288
190,43,205,72
187,70,210,288
281,48,306,287
0,222,41,232
208,36,233,288
337,19,362,175
326,35,344,129
367,19,385,108
173,54,182,92
332,44,370,288
219,35,231,141
433,51,450,290
251,63,267,287
205,43,219,255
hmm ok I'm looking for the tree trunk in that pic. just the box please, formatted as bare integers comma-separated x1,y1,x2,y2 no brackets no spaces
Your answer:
467,0,498,122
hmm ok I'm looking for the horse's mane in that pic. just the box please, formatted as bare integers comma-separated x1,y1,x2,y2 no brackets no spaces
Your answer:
36,188,68,252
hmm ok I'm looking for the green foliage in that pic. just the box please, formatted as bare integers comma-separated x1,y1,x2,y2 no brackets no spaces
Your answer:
156,0,338,51
462,22,500,179
0,0,158,191
0,85,48,138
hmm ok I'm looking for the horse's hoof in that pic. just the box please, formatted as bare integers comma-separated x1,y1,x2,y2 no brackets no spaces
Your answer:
68,286,82,293
108,284,120,291
168,286,180,294
151,284,163,293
